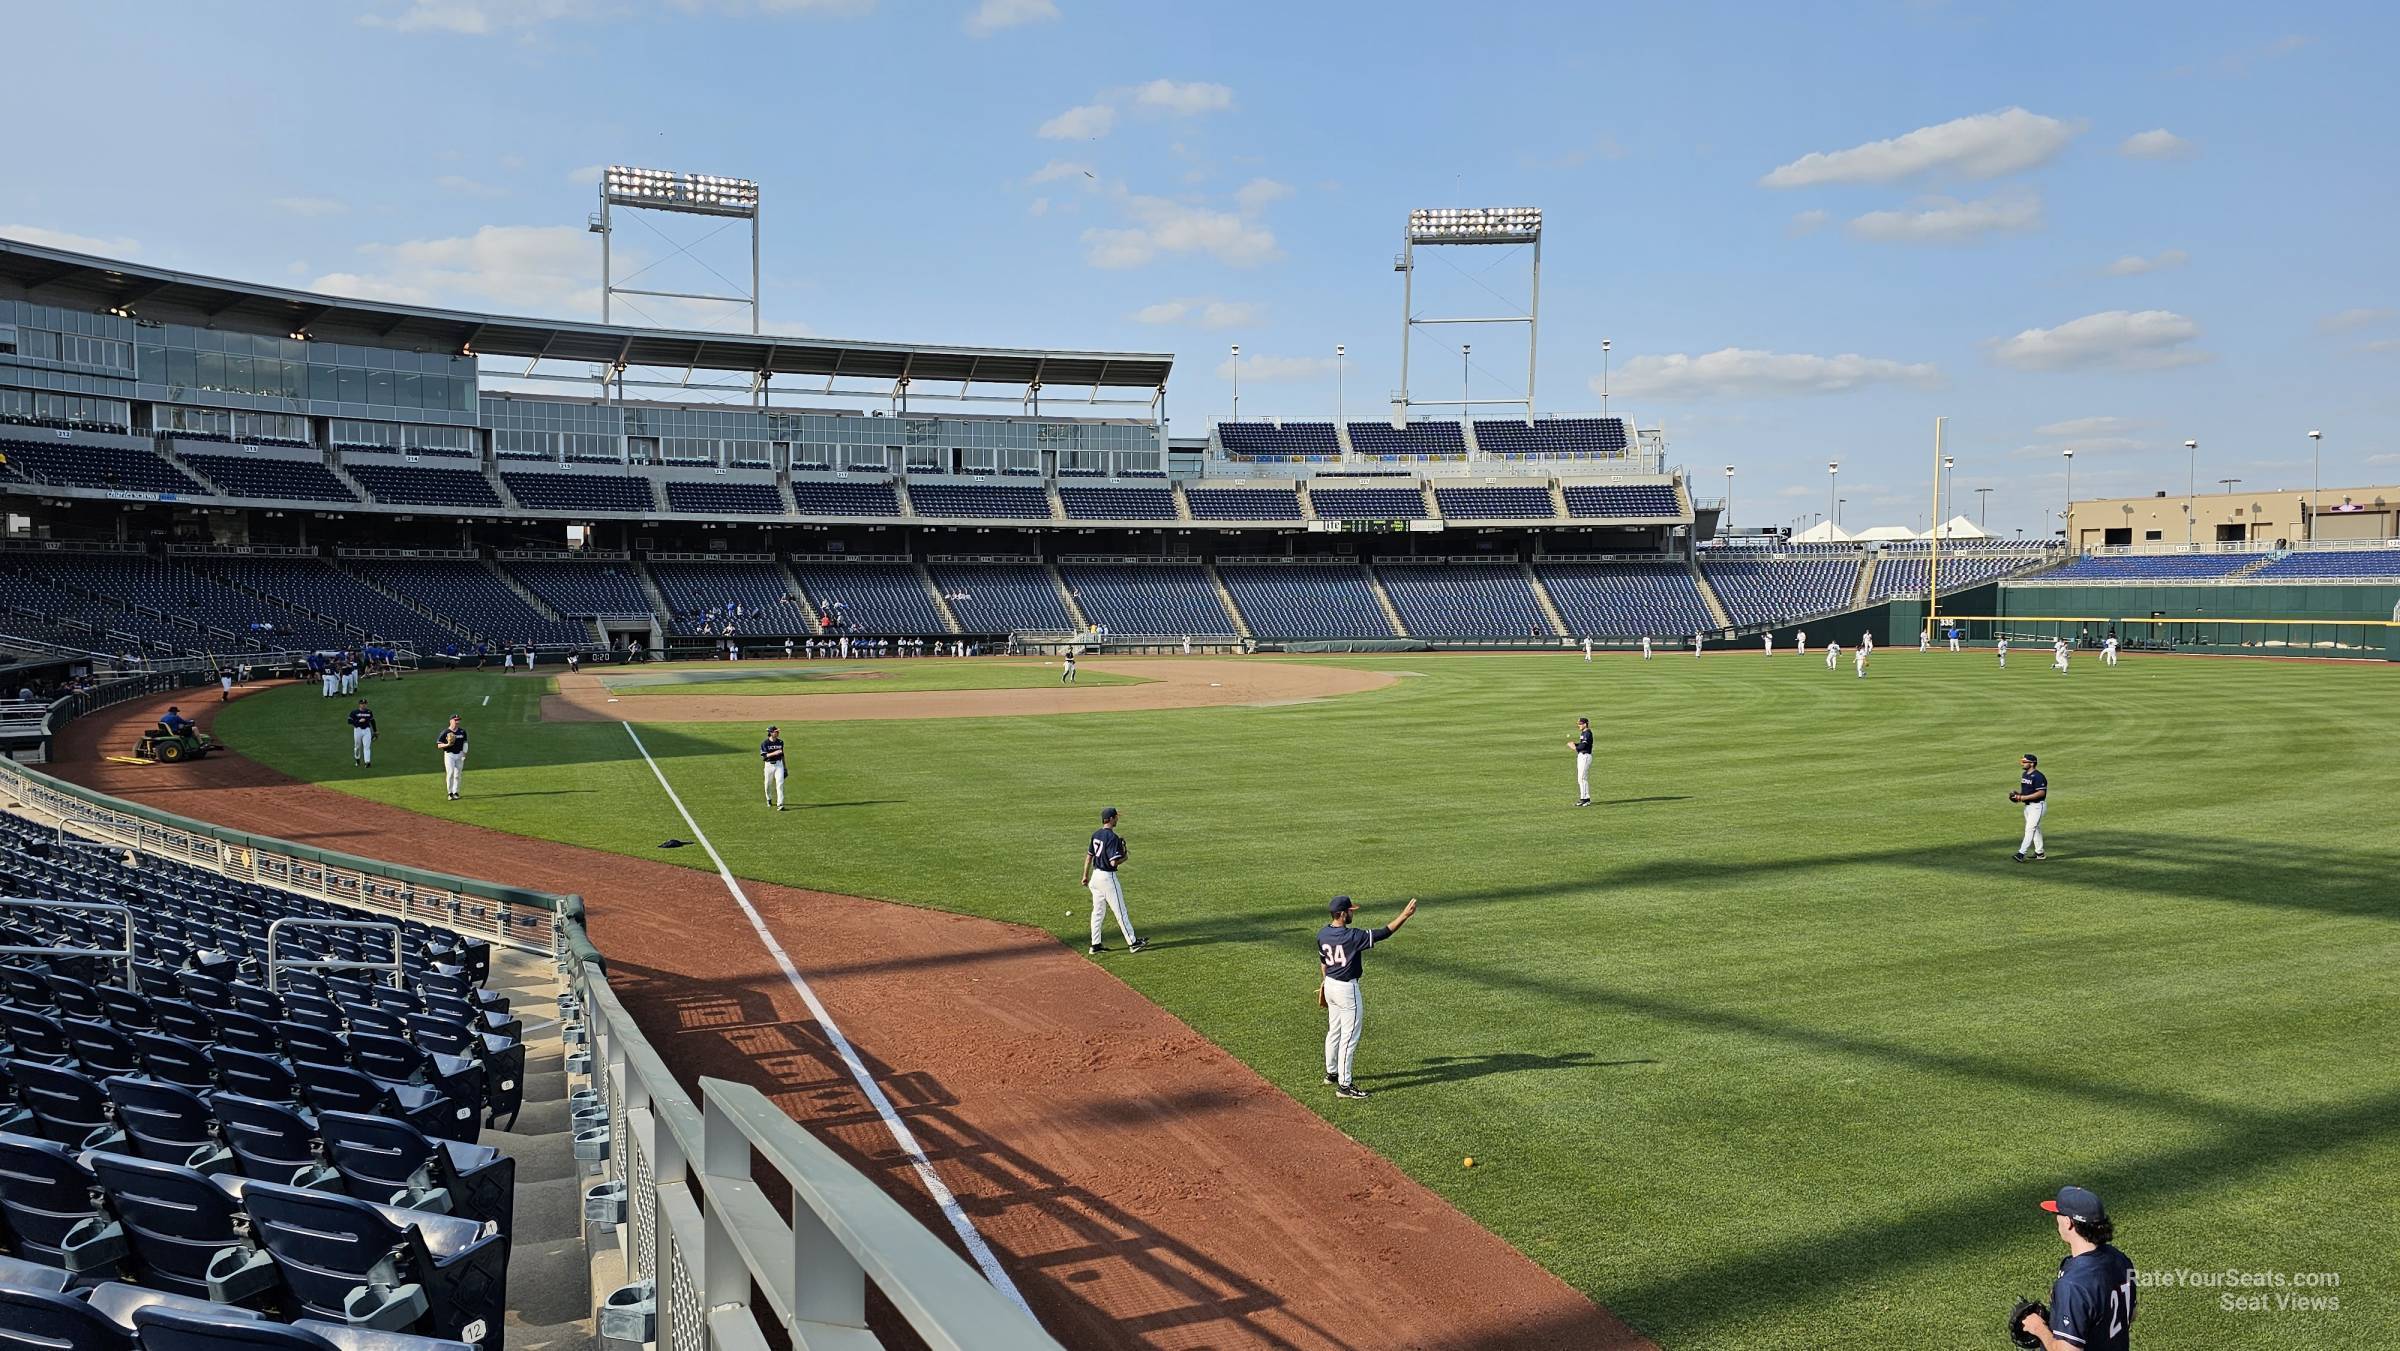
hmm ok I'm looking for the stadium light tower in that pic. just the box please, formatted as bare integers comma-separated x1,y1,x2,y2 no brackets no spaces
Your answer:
1827,460,1839,530
592,166,762,332
1229,344,1241,423
1395,207,1542,422
1601,339,1612,416
2183,438,2198,544
2308,430,2323,540
1724,464,1734,529
1976,486,1992,530
2063,449,2074,542
1335,345,1347,423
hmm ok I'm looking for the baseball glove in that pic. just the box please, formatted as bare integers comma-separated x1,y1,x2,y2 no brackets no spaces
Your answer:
2006,1296,2047,1349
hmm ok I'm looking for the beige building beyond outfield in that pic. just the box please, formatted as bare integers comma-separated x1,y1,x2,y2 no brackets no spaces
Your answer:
2065,483,2398,551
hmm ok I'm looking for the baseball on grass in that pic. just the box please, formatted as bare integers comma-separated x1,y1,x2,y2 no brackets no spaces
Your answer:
1462,1157,1475,1168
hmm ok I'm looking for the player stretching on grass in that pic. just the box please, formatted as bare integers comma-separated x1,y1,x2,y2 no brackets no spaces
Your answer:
1317,895,1417,1100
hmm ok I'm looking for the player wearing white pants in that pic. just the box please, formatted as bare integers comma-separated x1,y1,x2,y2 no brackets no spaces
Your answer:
1081,807,1144,953
1583,637,1592,662
1855,644,1868,679
760,725,787,810
1997,637,2009,668
1317,895,1417,1099
348,699,376,765
320,666,337,698
1825,640,1840,671
1919,629,1931,653
2052,640,2070,673
1796,629,1808,655
1948,629,1961,653
1693,632,1703,658
436,716,468,801
1571,717,1593,807
2103,636,2119,666
1641,636,1652,659
2010,753,2048,861
1763,634,1774,657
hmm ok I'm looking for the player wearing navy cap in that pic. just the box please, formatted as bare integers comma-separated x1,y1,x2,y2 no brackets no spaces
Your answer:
2011,753,2048,862
1571,717,1593,807
348,699,377,765
1316,894,1419,1099
2011,1185,2135,1350
760,725,787,811
1080,807,1145,954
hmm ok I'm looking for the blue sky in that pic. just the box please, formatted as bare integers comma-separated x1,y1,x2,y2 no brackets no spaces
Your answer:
3,0,2393,534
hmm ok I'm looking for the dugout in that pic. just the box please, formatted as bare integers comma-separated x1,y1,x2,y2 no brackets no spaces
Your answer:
1975,581,2400,659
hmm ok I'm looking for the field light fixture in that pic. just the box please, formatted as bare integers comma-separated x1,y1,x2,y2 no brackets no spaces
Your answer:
1406,207,1542,242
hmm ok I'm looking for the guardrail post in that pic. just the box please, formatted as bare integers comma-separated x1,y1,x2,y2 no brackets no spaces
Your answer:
698,1092,751,1311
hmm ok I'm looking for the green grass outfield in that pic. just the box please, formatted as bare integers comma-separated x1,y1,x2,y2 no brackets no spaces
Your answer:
216,653,2400,1349
601,659,1146,696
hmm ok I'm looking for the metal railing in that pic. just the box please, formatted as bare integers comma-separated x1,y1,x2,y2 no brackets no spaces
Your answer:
265,917,402,992
0,898,137,988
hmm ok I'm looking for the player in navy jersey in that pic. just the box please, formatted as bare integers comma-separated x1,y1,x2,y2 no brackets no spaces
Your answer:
1316,894,1418,1099
348,699,376,765
2011,753,2048,861
2019,1185,2135,1350
760,725,787,811
1571,717,1593,807
1080,807,1144,954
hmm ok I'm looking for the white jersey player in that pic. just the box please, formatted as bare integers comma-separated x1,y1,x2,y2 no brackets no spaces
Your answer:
2103,635,2119,666
2052,638,2070,673
1641,635,1652,660
1825,639,1841,671
1692,632,1704,658
1919,628,1932,653
1583,636,1593,662
1796,629,1808,655
1997,637,2009,668
1854,642,1868,679
1763,633,1774,657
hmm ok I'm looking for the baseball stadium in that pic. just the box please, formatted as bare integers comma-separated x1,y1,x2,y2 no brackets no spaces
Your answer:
0,12,2394,1351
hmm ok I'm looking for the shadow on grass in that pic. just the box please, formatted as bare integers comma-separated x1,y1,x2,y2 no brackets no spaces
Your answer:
1359,1050,1658,1093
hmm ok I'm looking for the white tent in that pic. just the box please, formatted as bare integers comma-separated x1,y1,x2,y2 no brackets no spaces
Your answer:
1852,524,1917,542
1790,520,1855,543
1923,515,1988,539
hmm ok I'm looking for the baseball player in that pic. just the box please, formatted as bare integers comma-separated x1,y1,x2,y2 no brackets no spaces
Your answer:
1824,638,1841,671
1997,636,2010,668
1854,641,1868,679
760,724,787,810
1919,627,1932,654
2052,637,2071,673
220,669,234,701
1862,630,1874,656
1080,807,1145,954
1796,628,1807,655
1763,632,1774,657
2102,633,2119,667
1316,895,1418,1100
1640,635,1652,660
320,658,338,698
1948,624,1962,653
1582,635,1592,662
348,699,376,765
1692,632,1703,658
2010,753,2048,862
1185,634,1194,656
1061,652,1078,684
436,715,468,801
1571,717,1593,807
2013,1186,2135,1350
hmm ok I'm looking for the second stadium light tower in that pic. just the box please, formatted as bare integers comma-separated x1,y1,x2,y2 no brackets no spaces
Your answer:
591,166,763,334
1394,207,1542,430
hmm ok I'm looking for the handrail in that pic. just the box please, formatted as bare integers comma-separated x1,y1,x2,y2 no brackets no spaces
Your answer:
0,898,137,989
266,917,402,991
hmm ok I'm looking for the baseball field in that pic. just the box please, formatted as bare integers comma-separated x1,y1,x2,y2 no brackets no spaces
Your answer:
206,651,2398,1349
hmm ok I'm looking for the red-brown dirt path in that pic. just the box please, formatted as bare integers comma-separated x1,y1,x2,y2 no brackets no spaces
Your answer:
51,688,1651,1351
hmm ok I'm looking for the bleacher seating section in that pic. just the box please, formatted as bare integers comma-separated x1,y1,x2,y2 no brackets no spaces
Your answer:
2036,553,2260,581
648,561,808,635
1472,418,1630,457
2,441,208,496
1308,487,1427,520
1059,487,1176,520
662,480,785,515
1378,565,1553,638
1434,486,1555,520
905,484,1052,519
11,555,345,652
1218,564,1393,638
500,560,653,616
0,563,260,656
346,464,505,511
1537,561,1715,637
1216,422,1339,460
1869,547,2052,598
927,563,1074,633
195,557,457,650
1346,422,1466,459
344,560,585,645
2250,548,2400,579
790,563,945,634
1563,484,1681,518
787,480,902,517
177,455,359,504
0,808,531,1351
1184,487,1302,521
1703,556,1861,626
498,473,654,514
1058,564,1235,636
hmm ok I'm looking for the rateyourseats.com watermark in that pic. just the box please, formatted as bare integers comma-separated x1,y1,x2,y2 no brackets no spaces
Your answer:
2142,1268,2344,1314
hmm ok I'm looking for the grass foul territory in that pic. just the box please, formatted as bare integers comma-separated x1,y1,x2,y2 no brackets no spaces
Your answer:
216,652,2400,1350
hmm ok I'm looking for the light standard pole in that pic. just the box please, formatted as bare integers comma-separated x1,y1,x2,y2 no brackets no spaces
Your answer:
1335,344,1347,424
2307,430,2322,541
1827,460,1839,534
2062,449,2074,545
1601,339,1612,416
1838,497,1847,528
1724,465,1734,530
1229,344,1240,423
1460,343,1471,418
1941,455,1955,533
1975,486,1992,531
2183,438,2197,545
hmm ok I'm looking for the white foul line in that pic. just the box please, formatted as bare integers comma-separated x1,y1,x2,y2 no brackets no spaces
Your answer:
481,695,490,706
618,722,1029,1311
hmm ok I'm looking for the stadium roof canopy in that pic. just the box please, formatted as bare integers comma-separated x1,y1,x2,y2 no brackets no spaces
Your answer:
0,236,1173,391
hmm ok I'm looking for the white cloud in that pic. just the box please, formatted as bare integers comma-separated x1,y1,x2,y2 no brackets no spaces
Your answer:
0,225,139,256
1232,177,1292,213
2317,307,2393,335
2035,416,2141,438
1761,107,2082,187
2104,248,2189,276
1081,195,1280,269
1787,209,1830,236
2363,338,2400,354
1847,192,2043,244
435,174,506,198
2368,453,2400,465
1027,196,1050,217
1038,103,1116,140
358,0,603,34
314,225,597,316
1606,348,1942,401
2119,129,2194,159
964,0,1056,36
270,196,349,218
1130,79,1233,115
1131,298,1261,329
1215,353,1335,382
1990,310,2207,373
1028,159,1095,183
566,164,605,186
